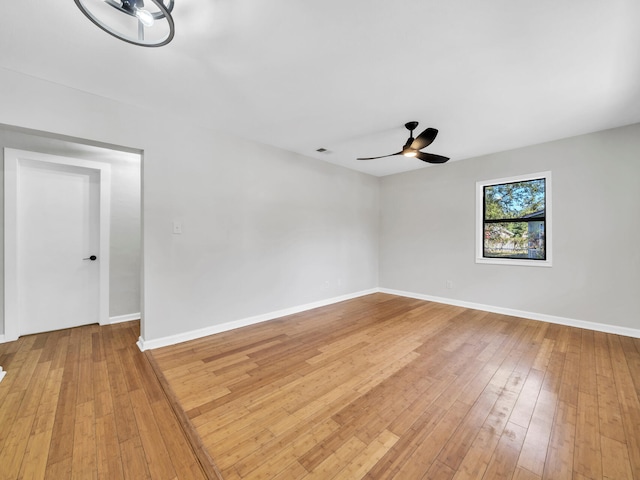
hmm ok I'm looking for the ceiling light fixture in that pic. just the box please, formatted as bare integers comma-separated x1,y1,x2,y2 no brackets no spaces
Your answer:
74,0,175,47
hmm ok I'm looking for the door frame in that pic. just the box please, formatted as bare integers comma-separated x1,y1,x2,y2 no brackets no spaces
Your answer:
4,148,111,341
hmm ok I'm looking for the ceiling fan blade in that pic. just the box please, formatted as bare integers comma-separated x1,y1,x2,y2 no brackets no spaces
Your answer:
410,128,438,151
415,151,449,164
357,152,403,160
402,136,414,150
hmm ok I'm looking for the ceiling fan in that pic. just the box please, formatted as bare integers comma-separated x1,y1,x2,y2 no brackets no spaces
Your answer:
357,122,449,164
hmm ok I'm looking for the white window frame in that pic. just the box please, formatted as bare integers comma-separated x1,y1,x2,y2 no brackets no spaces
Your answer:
475,171,552,267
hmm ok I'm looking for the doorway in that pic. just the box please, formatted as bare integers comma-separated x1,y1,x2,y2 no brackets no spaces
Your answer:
4,148,111,339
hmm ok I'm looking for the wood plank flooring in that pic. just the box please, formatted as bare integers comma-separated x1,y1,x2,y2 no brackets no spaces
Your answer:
150,293,640,480
0,321,207,480
2,295,639,479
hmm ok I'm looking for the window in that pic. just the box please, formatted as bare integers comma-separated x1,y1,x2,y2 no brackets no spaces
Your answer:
476,172,552,267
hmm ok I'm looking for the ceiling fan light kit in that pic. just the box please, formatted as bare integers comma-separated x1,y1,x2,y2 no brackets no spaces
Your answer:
74,0,175,47
357,121,450,164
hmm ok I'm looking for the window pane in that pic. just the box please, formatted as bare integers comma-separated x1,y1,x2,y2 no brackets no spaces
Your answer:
484,179,545,220
483,221,545,259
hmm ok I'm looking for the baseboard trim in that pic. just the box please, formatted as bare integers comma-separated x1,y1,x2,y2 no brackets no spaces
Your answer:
0,334,16,345
136,286,640,352
0,366,6,383
109,312,141,324
379,288,640,339
137,289,378,351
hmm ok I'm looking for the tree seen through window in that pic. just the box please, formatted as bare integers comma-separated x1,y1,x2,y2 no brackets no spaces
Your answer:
483,178,546,260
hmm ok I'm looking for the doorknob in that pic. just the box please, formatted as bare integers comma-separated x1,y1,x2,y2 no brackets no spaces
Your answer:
83,255,97,261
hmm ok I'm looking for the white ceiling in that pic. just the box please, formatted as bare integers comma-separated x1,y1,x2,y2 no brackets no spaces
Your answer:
1,0,639,176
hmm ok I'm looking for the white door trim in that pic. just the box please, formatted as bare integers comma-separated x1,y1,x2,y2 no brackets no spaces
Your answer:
3,148,111,342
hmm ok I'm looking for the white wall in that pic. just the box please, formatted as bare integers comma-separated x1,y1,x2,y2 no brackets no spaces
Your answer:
2,65,636,343
380,123,640,331
0,68,380,342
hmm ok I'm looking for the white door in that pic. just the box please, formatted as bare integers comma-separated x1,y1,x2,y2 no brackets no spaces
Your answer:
18,161,100,334
4,149,111,339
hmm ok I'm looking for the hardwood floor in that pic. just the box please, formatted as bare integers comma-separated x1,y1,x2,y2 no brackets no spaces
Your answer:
0,321,207,480
2,295,639,479
150,293,640,480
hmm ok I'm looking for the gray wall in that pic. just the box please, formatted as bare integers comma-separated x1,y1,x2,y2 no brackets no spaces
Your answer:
1,65,636,341
0,67,380,342
0,128,142,328
379,123,640,330
107,152,142,318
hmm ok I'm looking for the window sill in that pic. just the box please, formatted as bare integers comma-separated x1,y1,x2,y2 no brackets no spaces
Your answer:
476,257,552,267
